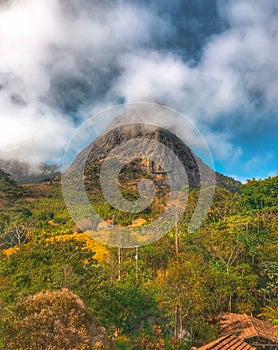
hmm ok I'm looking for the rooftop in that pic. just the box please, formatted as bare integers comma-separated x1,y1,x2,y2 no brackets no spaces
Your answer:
198,334,255,350
219,313,278,343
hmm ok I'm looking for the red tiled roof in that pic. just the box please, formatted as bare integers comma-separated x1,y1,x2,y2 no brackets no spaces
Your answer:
219,313,278,343
198,334,255,350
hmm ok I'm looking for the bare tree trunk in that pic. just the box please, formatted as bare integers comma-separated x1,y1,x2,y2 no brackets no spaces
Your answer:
174,305,184,342
228,293,232,312
6,223,28,246
135,246,139,283
178,306,183,342
118,246,121,281
175,213,179,254
174,305,178,340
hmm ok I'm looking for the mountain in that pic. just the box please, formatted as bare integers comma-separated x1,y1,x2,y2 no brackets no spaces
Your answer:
71,122,241,192
0,159,60,184
0,169,27,204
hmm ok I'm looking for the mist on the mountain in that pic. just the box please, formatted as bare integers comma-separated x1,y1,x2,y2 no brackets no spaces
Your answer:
0,159,60,184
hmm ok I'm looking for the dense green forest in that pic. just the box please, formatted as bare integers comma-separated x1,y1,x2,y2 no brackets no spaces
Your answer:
0,171,277,349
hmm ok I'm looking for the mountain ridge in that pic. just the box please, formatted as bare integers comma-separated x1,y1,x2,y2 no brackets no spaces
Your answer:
71,123,241,192
0,159,60,184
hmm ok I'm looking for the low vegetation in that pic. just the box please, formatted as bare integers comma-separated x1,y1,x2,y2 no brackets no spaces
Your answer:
0,172,277,349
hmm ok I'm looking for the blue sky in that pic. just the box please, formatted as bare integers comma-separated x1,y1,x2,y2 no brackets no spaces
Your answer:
0,0,277,182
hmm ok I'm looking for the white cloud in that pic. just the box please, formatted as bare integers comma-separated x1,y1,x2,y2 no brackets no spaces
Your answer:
267,170,278,178
0,96,75,164
0,0,277,169
0,0,171,163
113,0,278,161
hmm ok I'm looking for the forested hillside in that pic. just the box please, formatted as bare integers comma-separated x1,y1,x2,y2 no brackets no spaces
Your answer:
0,174,277,349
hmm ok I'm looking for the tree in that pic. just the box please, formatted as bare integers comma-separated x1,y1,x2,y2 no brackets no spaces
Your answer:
134,325,165,349
95,282,160,337
0,239,100,305
259,306,278,324
156,253,212,343
241,176,278,210
4,223,29,246
203,223,258,314
2,289,117,350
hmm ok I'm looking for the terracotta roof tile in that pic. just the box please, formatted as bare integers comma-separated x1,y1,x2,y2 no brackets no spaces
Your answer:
219,313,278,343
198,334,255,350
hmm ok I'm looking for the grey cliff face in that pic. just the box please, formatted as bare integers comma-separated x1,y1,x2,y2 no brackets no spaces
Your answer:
71,123,202,188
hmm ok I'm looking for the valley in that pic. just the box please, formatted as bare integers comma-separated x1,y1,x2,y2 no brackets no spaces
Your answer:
0,158,277,349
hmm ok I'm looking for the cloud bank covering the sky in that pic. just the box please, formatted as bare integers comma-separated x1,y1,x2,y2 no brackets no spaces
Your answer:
0,0,277,180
